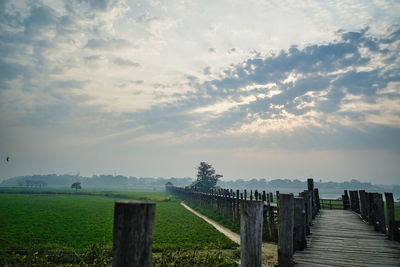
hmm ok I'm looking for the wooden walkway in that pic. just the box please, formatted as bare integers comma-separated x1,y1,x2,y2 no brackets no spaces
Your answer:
294,209,400,266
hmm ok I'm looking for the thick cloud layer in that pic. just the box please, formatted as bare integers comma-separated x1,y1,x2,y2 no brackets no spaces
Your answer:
0,1,399,183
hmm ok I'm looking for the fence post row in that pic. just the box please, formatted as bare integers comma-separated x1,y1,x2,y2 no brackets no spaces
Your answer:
113,201,156,267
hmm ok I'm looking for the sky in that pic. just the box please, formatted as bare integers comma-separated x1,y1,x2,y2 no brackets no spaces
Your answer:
0,0,400,184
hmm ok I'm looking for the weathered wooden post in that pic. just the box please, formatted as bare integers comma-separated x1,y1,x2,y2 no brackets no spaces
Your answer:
299,190,311,235
276,191,280,210
359,190,367,220
349,190,355,211
236,189,240,219
343,190,350,209
240,200,263,267
113,201,156,267
262,191,268,239
307,179,316,218
371,193,386,233
266,192,274,239
353,191,360,213
314,188,320,212
278,194,294,267
244,189,247,200
293,197,307,251
384,192,395,241
367,192,375,226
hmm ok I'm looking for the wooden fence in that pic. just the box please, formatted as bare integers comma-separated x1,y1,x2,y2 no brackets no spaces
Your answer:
167,178,321,267
166,185,280,242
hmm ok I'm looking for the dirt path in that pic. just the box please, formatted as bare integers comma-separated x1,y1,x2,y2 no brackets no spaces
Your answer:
181,201,240,244
180,201,278,266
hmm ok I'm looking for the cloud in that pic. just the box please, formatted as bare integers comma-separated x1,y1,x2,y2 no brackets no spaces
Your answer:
85,38,133,50
114,58,140,67
187,26,400,135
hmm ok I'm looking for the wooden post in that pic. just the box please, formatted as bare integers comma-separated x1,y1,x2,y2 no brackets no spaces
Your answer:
349,191,355,211
367,192,375,226
278,194,294,267
276,191,280,210
314,188,320,212
359,190,367,220
343,190,350,210
293,197,307,251
307,179,316,218
353,191,360,213
299,190,311,235
384,192,395,241
240,200,263,267
244,189,247,200
262,191,267,239
371,193,386,233
113,201,156,267
269,192,273,203
236,189,240,219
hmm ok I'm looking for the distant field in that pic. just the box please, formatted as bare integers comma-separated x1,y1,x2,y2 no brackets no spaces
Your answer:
0,191,237,253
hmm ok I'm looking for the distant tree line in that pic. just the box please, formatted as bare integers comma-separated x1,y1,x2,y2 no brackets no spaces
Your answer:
0,173,398,194
0,174,192,189
17,180,47,188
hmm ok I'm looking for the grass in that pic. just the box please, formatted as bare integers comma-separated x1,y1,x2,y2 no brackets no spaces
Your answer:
394,202,400,221
0,192,237,254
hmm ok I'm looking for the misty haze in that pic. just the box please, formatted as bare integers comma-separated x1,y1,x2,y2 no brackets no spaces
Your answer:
1,0,400,266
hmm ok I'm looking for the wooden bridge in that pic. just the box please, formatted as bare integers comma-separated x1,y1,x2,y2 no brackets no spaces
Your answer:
294,209,400,266
166,182,400,267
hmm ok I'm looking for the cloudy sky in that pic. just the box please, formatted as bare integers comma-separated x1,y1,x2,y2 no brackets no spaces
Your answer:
1,0,400,184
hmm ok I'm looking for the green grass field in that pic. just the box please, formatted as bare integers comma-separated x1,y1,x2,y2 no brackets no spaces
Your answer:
0,191,237,253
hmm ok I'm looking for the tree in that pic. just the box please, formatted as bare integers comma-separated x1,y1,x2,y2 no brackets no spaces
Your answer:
191,162,222,191
71,182,82,191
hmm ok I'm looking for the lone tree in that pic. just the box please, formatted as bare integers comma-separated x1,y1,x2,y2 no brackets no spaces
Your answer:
71,182,81,191
191,162,222,191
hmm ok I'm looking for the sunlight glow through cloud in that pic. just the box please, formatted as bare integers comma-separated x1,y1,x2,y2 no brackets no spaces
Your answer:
1,0,400,183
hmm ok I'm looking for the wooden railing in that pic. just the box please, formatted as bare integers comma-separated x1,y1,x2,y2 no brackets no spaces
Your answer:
320,198,344,209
